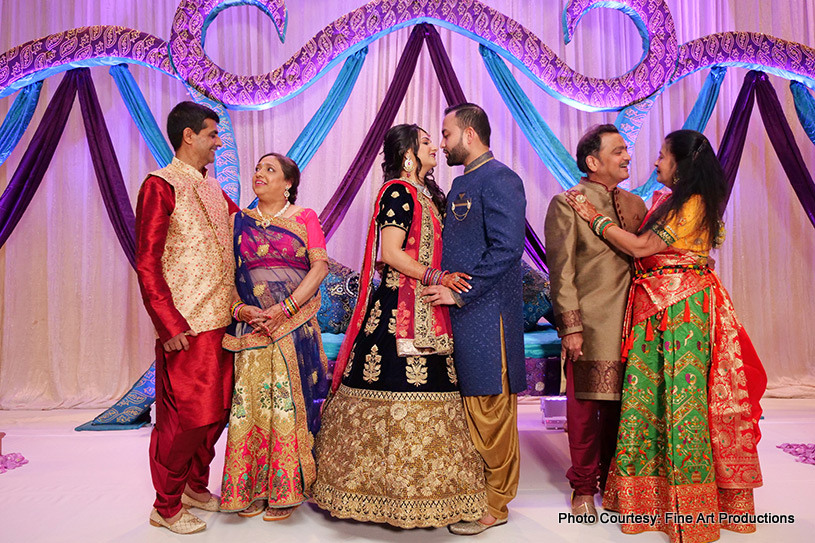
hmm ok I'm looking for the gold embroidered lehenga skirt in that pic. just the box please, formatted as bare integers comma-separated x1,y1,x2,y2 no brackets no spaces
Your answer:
312,270,487,528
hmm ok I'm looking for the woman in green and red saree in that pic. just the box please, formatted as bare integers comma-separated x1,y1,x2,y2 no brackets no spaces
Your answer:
219,153,329,522
312,124,487,528
565,129,766,543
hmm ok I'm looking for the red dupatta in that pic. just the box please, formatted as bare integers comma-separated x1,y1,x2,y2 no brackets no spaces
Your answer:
331,180,453,392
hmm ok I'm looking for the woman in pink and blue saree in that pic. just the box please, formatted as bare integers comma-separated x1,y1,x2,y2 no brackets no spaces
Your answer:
565,130,767,543
219,153,329,522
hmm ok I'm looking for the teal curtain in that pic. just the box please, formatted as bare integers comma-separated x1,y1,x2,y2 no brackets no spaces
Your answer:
791,81,815,146
0,82,42,166
249,48,369,209
187,87,241,204
109,64,173,168
480,45,582,190
289,48,368,169
632,66,727,199
614,94,659,154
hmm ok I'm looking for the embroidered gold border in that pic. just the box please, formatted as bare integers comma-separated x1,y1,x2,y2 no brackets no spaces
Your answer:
572,359,625,400
308,247,328,263
275,332,318,491
402,191,453,356
336,384,462,403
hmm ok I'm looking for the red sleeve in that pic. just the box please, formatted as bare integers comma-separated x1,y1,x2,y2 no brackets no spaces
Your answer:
222,190,240,214
135,175,190,343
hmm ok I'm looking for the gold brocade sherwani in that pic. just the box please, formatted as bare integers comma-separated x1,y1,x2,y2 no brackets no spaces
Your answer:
544,179,646,400
149,158,235,333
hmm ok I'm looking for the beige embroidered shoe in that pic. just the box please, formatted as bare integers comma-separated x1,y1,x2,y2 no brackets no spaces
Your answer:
448,516,508,535
181,493,221,512
571,492,598,523
149,508,206,534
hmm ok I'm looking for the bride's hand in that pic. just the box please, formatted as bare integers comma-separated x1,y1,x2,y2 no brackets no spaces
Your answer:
441,271,471,293
564,190,598,222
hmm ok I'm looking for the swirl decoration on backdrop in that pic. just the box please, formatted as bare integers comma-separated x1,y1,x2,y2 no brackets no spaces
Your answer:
1,0,814,110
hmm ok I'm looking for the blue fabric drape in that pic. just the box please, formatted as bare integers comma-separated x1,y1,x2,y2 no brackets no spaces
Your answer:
187,87,241,204
0,82,42,167
791,81,815,146
109,64,173,168
289,48,368,169
632,67,727,199
249,49,369,209
614,94,660,155
480,45,583,190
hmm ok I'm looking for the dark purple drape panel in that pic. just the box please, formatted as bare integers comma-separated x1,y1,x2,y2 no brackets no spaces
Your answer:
0,71,79,248
716,70,815,229
76,68,137,268
717,71,759,211
424,24,548,271
424,25,466,106
754,72,815,229
319,25,426,239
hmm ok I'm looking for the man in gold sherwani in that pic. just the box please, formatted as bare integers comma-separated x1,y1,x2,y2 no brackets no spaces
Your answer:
544,124,646,519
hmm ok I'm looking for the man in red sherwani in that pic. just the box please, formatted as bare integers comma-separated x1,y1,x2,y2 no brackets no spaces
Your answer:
136,101,239,534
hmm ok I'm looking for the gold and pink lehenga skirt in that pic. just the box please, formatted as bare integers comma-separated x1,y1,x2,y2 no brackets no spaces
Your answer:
219,210,329,512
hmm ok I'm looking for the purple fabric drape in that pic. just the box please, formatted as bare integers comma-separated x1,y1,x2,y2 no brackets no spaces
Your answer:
716,70,815,229
76,68,137,268
424,25,466,106
425,24,548,271
319,25,426,238
754,72,815,229
0,69,137,267
0,71,79,248
717,71,758,209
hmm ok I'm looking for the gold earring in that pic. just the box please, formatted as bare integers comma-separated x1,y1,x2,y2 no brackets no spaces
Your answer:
403,156,415,174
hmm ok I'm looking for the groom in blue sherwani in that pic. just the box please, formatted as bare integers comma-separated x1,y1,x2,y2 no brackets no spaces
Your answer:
423,103,526,535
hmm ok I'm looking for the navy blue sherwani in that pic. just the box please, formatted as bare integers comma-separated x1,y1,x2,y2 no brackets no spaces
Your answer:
441,152,527,396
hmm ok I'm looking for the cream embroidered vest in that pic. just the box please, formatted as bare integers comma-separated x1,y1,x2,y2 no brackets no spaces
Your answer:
150,158,234,333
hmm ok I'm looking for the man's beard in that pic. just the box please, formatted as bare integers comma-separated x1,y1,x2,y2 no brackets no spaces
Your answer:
445,142,468,166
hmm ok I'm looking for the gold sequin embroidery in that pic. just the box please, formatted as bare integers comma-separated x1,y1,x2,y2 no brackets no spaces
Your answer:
363,345,382,383
446,356,458,385
406,356,428,387
385,268,400,290
364,300,382,335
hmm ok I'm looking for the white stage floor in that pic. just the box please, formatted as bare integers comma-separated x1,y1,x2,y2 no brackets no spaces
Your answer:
1,399,814,543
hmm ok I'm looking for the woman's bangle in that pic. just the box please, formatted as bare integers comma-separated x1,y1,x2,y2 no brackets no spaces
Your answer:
422,267,446,286
231,301,246,320
599,221,615,239
280,296,300,318
591,215,614,237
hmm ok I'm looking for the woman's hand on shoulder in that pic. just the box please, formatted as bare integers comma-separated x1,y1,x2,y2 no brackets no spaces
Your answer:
564,190,597,222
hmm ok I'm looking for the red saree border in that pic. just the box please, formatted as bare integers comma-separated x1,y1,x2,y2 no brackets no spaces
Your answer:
603,473,756,543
